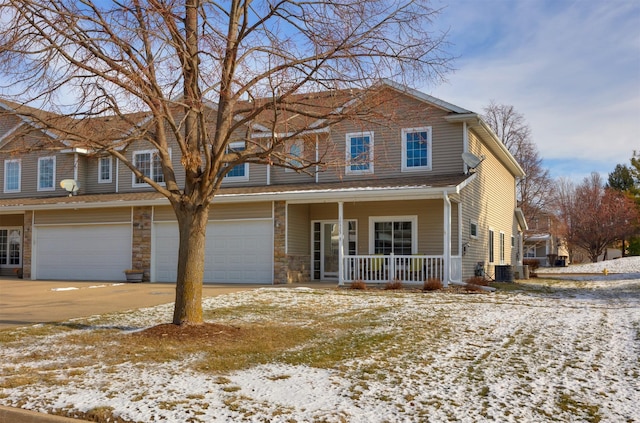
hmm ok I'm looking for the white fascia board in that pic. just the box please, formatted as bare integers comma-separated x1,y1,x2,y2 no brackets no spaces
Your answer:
515,207,528,231
251,126,330,138
0,122,22,149
60,148,90,155
445,113,525,177
380,79,472,114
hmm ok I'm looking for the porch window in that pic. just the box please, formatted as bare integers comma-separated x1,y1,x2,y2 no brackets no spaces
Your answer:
524,246,536,258
4,159,21,193
489,229,495,263
346,131,373,174
370,216,417,255
401,127,431,171
37,156,55,191
0,228,21,266
98,157,112,183
225,142,249,181
133,149,167,186
470,220,478,239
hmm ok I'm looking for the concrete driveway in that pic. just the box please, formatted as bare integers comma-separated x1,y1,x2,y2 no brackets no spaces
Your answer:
0,278,334,329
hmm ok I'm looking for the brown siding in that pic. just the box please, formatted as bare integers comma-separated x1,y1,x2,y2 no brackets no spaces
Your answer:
287,203,310,255
34,207,132,225
153,202,272,222
0,214,23,226
308,200,445,255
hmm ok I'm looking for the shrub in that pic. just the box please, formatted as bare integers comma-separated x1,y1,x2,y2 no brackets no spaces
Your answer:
423,278,443,291
464,283,484,293
349,280,367,290
384,279,403,290
465,276,489,286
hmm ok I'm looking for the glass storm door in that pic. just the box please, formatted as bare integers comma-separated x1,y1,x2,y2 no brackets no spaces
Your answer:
312,221,357,280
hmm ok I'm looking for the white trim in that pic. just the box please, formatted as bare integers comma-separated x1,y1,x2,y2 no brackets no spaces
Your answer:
500,231,506,264
224,142,249,182
3,159,21,193
285,140,304,172
37,156,56,191
345,131,374,175
401,126,432,172
368,215,418,255
131,149,169,187
98,156,113,184
470,220,478,239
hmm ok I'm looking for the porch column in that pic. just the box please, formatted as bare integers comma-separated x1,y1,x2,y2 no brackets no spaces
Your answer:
442,192,451,287
338,201,344,286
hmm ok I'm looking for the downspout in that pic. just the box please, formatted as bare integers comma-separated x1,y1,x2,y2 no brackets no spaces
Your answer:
338,201,344,286
73,153,79,182
443,191,451,288
115,158,119,193
315,134,319,184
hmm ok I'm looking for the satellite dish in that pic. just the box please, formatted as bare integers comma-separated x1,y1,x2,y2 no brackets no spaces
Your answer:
462,152,485,171
60,179,79,196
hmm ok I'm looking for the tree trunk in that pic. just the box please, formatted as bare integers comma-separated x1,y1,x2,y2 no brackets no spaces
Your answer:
172,203,209,325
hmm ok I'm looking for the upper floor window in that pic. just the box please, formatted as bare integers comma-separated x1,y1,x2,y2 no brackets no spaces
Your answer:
225,142,249,181
37,156,56,191
285,140,304,172
98,156,112,183
4,159,21,193
401,127,432,172
346,131,373,174
470,220,478,239
132,149,166,187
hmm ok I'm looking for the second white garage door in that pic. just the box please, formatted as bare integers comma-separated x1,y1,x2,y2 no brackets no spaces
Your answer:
35,224,132,281
154,220,273,284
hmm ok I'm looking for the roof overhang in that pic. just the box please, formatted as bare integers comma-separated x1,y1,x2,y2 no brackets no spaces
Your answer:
445,113,525,178
515,207,528,231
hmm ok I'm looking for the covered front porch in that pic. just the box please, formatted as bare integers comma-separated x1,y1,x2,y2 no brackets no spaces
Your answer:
283,190,466,287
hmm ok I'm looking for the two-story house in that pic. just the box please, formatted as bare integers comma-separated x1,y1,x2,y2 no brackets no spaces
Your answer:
0,81,526,285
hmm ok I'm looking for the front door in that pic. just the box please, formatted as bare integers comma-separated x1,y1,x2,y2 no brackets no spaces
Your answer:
312,220,357,280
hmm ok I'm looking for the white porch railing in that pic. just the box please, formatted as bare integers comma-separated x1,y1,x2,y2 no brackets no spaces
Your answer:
342,254,445,284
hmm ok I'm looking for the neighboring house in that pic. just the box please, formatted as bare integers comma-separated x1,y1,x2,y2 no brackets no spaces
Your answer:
523,212,569,267
0,81,526,285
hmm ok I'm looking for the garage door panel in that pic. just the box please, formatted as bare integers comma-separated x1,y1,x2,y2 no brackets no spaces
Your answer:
35,225,131,281
154,220,272,284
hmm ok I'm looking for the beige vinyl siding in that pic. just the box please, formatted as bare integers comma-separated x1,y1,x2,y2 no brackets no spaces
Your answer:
314,91,465,184
0,137,78,198
460,131,517,276
287,203,310,254
34,208,132,225
84,155,117,194
153,202,272,222
0,114,22,139
308,200,445,255
0,214,23,226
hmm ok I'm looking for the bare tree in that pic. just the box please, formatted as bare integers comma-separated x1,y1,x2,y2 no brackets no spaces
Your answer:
0,0,452,325
554,173,639,263
482,101,553,227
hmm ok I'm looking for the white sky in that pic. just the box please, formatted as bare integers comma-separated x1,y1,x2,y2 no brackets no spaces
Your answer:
426,0,640,183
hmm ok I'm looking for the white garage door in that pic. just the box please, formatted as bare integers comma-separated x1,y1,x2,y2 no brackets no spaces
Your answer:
35,224,132,281
154,220,273,284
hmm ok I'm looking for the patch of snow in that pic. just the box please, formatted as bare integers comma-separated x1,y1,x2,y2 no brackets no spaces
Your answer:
50,287,79,292
538,256,640,280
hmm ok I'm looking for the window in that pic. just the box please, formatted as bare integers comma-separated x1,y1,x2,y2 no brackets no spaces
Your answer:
98,157,112,183
0,228,21,266
370,216,417,256
401,127,432,171
132,150,166,186
37,156,55,191
286,140,304,172
470,221,478,239
488,229,495,263
346,131,373,174
225,142,249,181
500,232,505,263
4,159,21,193
524,246,536,258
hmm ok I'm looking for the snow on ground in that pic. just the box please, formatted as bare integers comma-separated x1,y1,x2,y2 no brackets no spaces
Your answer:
1,277,639,422
537,256,640,280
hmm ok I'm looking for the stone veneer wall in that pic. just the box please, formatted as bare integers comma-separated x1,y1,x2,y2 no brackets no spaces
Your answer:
132,206,152,281
22,211,33,279
273,200,287,284
287,254,310,283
